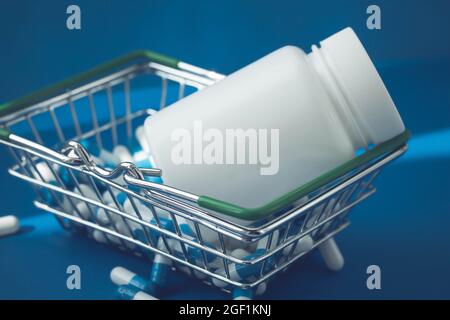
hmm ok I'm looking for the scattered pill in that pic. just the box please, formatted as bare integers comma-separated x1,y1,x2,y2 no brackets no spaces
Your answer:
117,285,158,300
0,215,20,237
318,238,344,271
111,266,154,293
149,239,173,288
92,229,109,244
151,253,172,286
113,145,133,163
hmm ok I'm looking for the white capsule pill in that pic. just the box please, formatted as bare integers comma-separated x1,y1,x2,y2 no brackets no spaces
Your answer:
33,162,54,182
75,202,92,220
92,225,134,249
175,216,219,245
150,246,172,288
224,237,245,251
113,145,134,163
95,207,117,225
57,195,73,213
212,249,251,288
73,184,102,220
124,200,154,223
318,238,344,271
96,192,128,225
151,206,170,220
110,266,152,292
92,229,108,243
231,281,267,299
132,149,154,169
111,266,135,285
133,291,158,300
154,252,172,266
92,229,110,244
114,221,136,250
101,189,120,204
177,265,208,280
98,149,120,168
0,215,20,237
206,258,224,270
135,126,151,154
231,248,251,259
256,229,280,253
282,235,314,256
117,285,158,300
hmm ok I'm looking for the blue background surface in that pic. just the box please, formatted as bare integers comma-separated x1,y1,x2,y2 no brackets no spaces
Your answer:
0,0,449,299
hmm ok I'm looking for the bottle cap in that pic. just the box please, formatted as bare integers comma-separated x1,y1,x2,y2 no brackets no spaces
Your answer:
317,27,405,145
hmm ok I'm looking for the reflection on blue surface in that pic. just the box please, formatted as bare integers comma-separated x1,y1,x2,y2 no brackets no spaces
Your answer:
399,128,450,162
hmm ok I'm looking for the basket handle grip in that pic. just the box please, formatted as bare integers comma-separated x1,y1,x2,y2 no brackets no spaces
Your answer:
0,127,10,141
0,50,180,120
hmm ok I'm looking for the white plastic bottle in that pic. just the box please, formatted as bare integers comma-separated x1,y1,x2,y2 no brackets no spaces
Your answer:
143,27,405,209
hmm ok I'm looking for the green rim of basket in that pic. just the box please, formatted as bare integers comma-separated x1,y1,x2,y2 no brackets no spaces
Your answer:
0,50,179,120
198,130,410,220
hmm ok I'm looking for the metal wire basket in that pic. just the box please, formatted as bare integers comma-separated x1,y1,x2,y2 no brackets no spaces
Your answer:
0,51,409,298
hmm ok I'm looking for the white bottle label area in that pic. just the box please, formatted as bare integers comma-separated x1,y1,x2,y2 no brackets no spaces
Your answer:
170,120,280,176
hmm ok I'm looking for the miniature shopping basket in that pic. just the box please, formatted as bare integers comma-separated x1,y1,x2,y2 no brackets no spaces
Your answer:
0,50,410,297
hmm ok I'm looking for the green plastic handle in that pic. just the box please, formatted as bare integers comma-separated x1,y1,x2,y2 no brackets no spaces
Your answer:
0,127,11,141
0,50,179,119
198,130,410,221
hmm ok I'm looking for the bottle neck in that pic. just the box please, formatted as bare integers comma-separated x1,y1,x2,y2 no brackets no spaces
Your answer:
307,45,370,151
